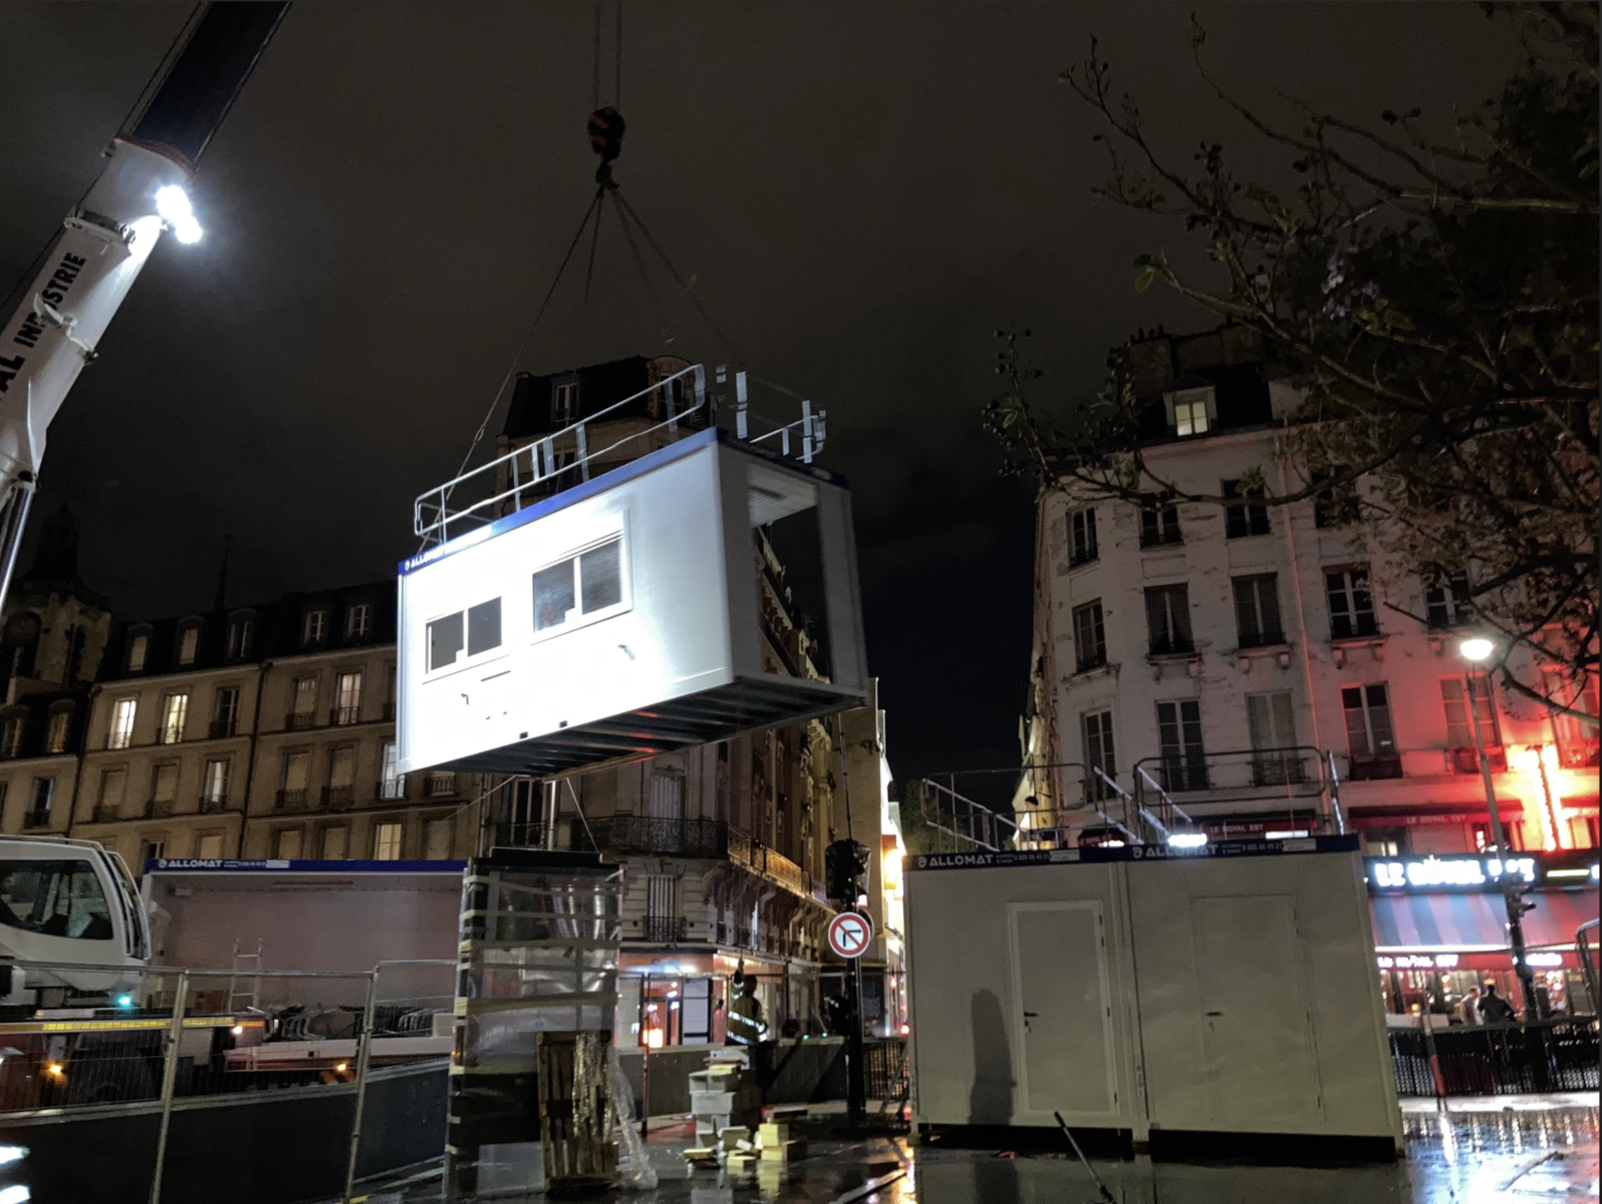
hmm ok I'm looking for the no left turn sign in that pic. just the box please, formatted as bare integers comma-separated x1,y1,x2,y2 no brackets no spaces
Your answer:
827,911,873,959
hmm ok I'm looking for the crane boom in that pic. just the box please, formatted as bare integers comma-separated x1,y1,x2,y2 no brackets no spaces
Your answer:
0,2,287,611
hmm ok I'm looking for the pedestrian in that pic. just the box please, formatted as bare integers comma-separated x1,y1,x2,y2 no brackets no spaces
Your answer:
1458,986,1482,1025
1478,981,1517,1024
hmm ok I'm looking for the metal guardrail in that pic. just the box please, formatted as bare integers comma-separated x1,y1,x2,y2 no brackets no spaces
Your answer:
1389,1017,1599,1097
0,956,454,1204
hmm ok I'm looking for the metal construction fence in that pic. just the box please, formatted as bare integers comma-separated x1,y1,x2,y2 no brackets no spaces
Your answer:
1388,1017,1600,1097
0,956,455,1204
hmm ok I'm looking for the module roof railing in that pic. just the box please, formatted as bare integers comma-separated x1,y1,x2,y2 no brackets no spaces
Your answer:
413,363,827,549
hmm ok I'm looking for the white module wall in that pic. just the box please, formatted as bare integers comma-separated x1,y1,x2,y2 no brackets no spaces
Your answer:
904,838,1402,1153
397,430,867,776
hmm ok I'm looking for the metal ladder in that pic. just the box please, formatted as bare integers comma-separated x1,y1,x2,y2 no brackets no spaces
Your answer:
227,938,263,1012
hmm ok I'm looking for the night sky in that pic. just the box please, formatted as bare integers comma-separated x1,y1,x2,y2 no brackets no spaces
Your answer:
0,4,1518,788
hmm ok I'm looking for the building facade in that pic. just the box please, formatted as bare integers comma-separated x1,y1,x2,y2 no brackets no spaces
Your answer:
4,581,481,872
1019,324,1600,856
484,356,906,1044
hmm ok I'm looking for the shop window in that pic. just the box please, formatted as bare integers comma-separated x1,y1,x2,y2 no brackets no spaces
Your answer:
1073,602,1106,672
1144,585,1192,655
1232,574,1284,648
1222,479,1270,538
1069,508,1098,567
1139,492,1181,546
1326,567,1379,639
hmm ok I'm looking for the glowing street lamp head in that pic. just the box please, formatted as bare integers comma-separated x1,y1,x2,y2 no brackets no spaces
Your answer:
154,185,204,245
1459,637,1495,663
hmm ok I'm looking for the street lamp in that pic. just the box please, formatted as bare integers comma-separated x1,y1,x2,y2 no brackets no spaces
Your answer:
1459,637,1538,1019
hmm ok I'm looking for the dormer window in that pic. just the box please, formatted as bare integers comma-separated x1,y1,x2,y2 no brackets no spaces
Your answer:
302,609,328,649
46,705,72,755
346,603,373,640
553,379,579,426
127,631,150,672
1164,380,1216,438
177,624,200,666
227,613,255,660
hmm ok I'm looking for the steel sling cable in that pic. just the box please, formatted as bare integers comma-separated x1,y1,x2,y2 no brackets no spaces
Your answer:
611,188,741,359
608,189,674,346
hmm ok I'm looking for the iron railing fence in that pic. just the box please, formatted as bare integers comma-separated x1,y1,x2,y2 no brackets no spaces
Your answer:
1389,1017,1599,1096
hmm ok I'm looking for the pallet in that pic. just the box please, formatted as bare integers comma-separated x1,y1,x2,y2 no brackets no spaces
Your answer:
536,1031,620,1191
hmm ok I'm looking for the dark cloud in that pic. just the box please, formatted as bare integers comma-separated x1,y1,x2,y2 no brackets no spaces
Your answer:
0,2,1519,782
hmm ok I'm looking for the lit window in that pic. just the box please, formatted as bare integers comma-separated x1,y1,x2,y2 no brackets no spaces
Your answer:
380,742,405,799
1167,386,1213,437
127,633,149,672
108,698,138,750
202,758,230,806
177,625,200,666
373,821,404,861
302,609,327,648
159,693,189,745
45,709,70,754
334,672,362,725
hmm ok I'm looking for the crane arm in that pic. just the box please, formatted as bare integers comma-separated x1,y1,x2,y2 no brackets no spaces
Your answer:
0,2,287,609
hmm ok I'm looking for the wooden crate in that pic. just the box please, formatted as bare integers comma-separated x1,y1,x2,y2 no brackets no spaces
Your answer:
536,1031,619,1191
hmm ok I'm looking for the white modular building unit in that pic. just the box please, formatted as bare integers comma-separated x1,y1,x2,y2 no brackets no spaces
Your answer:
905,835,1403,1156
397,428,867,776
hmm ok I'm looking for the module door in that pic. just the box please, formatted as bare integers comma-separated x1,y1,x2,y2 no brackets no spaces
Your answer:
1007,901,1117,1122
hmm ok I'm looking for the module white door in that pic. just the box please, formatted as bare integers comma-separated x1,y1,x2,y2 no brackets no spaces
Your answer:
1008,901,1116,1118
1192,895,1322,1126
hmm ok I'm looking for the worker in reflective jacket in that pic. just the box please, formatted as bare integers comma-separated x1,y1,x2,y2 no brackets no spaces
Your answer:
726,969,766,1046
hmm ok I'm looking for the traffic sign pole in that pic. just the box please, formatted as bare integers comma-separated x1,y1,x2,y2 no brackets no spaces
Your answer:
827,910,873,1121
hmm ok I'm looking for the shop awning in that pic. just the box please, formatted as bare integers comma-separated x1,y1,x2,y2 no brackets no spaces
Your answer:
1370,888,1599,952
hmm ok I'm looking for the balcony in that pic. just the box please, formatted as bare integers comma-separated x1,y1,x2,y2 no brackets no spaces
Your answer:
329,706,360,727
376,779,407,801
1147,636,1195,658
209,719,238,739
21,809,51,830
323,785,356,810
150,798,175,819
424,775,458,799
1559,741,1599,769
1237,628,1286,650
591,816,730,858
1075,651,1108,674
1450,746,1507,774
276,788,309,811
199,795,226,814
1348,754,1404,781
641,916,688,943
285,711,317,732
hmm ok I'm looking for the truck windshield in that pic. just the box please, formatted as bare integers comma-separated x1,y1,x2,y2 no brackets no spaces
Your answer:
0,859,114,940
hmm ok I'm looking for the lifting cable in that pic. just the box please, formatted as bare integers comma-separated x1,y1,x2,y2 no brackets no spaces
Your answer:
446,0,752,485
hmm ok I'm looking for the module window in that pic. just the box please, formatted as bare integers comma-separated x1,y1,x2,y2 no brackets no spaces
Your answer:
532,535,628,638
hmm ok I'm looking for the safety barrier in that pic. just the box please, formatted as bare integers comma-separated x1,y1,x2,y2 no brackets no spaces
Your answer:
1388,1016,1600,1097
0,956,454,1204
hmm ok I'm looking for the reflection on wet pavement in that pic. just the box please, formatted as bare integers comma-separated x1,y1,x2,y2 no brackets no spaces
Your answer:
349,1102,1598,1204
